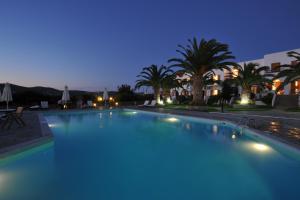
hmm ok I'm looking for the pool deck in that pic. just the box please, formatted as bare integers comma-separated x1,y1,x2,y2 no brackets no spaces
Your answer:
131,106,300,148
0,112,53,158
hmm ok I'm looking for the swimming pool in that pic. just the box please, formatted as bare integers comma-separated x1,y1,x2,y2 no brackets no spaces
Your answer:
1,109,300,200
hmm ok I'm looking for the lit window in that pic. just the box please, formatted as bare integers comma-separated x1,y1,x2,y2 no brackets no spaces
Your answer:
213,75,220,80
212,90,218,96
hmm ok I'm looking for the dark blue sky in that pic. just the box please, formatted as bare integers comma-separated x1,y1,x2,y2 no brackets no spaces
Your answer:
0,0,299,91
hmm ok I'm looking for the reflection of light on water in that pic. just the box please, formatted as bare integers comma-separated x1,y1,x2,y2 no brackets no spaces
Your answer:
48,123,57,128
232,134,236,139
165,117,179,122
212,125,218,134
246,142,272,153
185,123,191,130
123,111,137,116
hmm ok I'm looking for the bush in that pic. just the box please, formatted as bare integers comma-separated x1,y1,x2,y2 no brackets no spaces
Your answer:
115,84,136,102
207,95,221,105
261,93,274,105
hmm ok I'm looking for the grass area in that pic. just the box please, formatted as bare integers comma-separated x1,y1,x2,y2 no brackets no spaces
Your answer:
161,104,272,112
285,107,300,112
161,104,219,112
225,107,272,112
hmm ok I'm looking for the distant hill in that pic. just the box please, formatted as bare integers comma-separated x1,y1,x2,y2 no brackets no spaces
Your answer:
0,83,95,97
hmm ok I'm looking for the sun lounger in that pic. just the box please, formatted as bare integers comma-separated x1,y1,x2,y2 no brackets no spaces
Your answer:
1,107,26,129
41,101,49,109
29,105,40,110
145,100,156,107
87,101,93,107
138,100,150,107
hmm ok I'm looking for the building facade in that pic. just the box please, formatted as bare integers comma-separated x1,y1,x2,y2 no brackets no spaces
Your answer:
172,48,300,99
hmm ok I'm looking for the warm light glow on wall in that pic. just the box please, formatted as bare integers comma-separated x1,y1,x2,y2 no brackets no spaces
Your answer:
166,97,172,104
232,69,239,77
158,100,164,105
272,79,281,91
240,96,249,105
212,90,218,96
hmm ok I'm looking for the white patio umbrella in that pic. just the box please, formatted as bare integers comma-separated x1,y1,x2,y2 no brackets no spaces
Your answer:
1,82,13,110
103,88,109,101
103,88,109,106
62,85,70,104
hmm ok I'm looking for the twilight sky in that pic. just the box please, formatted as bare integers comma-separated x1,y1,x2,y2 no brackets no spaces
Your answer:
0,0,299,91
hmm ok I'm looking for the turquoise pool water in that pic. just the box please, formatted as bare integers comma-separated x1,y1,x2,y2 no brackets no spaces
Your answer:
1,109,300,200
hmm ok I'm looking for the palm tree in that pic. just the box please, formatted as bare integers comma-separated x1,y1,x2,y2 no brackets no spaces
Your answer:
168,38,236,105
228,62,273,102
161,73,182,101
135,65,173,103
274,51,300,91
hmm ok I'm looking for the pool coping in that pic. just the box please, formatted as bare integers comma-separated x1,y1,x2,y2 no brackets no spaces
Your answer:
0,113,54,159
125,108,300,155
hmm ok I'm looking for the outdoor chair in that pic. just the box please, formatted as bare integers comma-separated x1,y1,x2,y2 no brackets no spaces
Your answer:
41,101,49,109
138,100,149,107
29,105,40,110
145,100,157,107
1,107,26,130
87,101,93,107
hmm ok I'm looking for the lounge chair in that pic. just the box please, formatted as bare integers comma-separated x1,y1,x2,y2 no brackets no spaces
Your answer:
41,101,49,109
138,100,150,107
1,107,26,129
87,101,93,107
29,105,40,110
145,100,156,107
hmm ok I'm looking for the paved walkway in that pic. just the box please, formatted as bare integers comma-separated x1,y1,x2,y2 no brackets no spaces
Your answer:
133,107,300,147
0,112,44,150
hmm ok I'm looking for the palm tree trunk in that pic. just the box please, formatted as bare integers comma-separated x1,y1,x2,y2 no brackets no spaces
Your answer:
241,89,251,104
153,87,160,104
192,75,204,105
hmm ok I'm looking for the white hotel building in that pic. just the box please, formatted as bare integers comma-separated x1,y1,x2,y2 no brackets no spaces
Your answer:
174,48,300,99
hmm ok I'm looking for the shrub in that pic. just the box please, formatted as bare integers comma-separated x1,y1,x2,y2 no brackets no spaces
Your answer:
261,93,274,105
207,95,221,105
